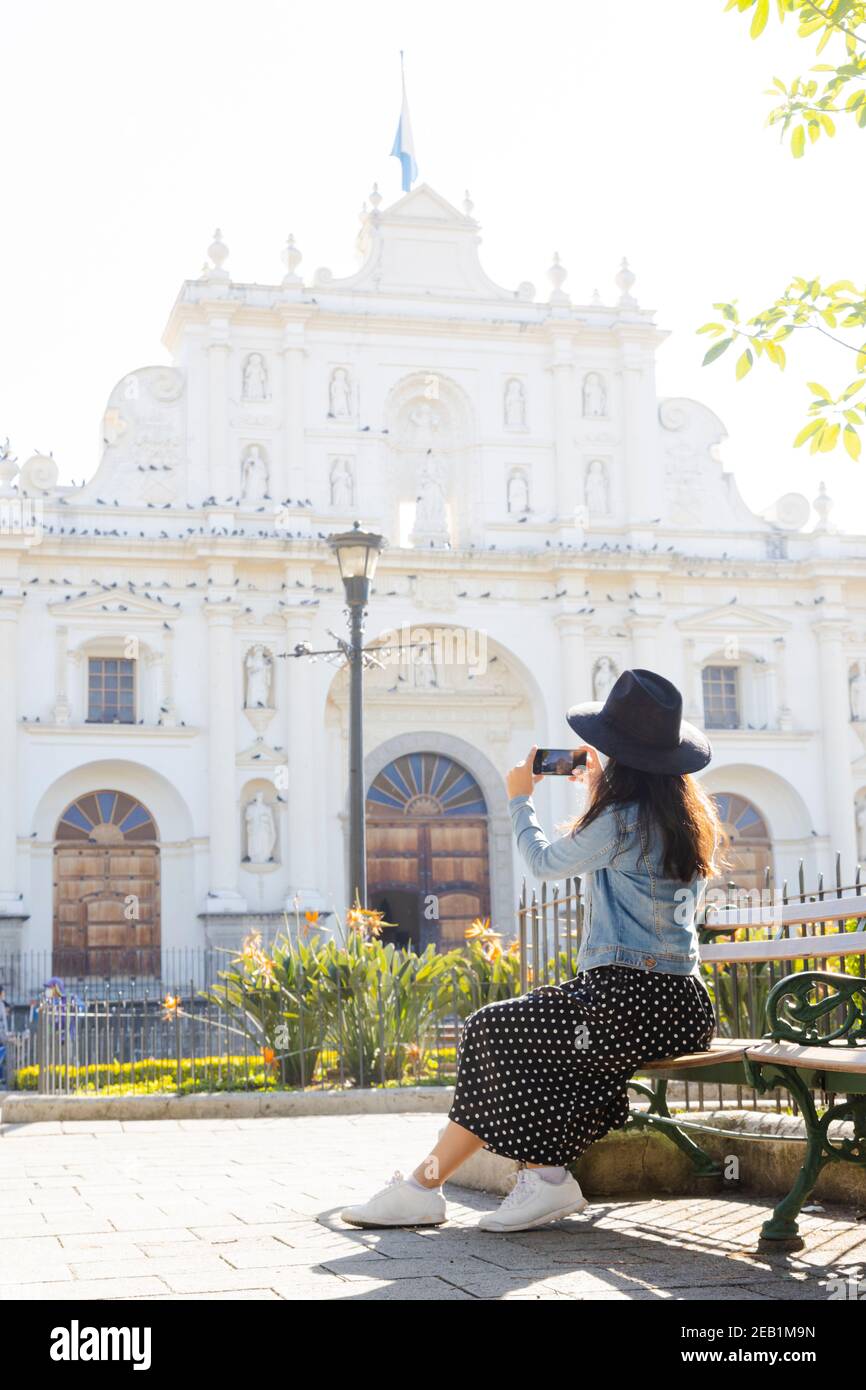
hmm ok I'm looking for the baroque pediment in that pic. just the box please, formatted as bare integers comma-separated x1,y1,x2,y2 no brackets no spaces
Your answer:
676,603,790,633
317,183,519,302
48,589,182,620
237,738,287,770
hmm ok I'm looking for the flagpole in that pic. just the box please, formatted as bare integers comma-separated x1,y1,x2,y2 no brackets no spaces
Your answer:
390,49,417,193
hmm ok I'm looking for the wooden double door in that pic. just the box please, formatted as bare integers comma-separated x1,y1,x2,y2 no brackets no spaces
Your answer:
53,791,160,978
366,754,491,949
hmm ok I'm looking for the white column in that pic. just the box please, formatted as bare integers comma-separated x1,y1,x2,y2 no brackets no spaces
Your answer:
204,605,246,911
773,635,793,730
283,606,323,911
54,622,70,725
207,322,232,502
280,328,306,504
619,334,662,533
163,627,175,724
682,638,701,721
0,604,24,917
557,612,588,709
814,618,858,874
628,613,664,672
550,339,576,524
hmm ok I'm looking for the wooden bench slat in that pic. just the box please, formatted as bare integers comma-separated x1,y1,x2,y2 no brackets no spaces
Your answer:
704,894,866,931
745,1041,866,1075
640,1038,761,1070
700,931,866,964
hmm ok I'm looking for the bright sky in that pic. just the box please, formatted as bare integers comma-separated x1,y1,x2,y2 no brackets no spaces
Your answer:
3,0,865,528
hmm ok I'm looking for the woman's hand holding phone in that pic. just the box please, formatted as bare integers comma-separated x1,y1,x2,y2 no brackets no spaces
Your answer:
506,744,596,797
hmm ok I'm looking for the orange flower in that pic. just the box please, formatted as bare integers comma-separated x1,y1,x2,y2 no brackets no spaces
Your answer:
363,909,385,938
465,916,491,939
346,907,366,933
256,955,277,985
240,931,264,964
347,906,386,938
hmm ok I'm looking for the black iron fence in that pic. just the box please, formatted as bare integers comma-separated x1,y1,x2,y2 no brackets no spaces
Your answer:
1,856,864,1104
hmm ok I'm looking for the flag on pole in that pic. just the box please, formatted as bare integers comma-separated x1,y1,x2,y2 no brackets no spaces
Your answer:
390,51,417,193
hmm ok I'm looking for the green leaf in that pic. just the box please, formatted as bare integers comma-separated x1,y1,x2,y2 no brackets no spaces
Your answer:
702,337,733,366
793,419,823,447
819,422,840,452
751,0,769,36
844,425,861,460
791,124,806,157
807,381,832,400
697,322,726,335
736,348,754,379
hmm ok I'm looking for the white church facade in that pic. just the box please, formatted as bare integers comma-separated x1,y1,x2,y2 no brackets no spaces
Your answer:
3,182,866,977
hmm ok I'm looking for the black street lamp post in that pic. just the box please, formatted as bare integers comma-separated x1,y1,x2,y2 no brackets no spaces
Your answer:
327,523,386,906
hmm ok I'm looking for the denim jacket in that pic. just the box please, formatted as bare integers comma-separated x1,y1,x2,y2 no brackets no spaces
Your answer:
509,794,710,976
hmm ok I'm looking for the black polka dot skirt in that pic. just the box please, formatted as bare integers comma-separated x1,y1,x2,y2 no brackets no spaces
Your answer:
447,964,715,1168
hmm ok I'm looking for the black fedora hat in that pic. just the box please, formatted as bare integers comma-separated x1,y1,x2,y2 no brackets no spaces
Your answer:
566,668,712,775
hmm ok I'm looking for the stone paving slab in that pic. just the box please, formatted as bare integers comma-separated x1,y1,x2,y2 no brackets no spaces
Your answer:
2,1111,866,1301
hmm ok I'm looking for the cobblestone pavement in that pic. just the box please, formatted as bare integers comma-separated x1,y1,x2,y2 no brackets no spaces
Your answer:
1,1113,865,1301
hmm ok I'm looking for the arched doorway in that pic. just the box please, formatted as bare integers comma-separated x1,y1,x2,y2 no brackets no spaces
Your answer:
710,791,772,892
366,753,490,949
53,791,160,977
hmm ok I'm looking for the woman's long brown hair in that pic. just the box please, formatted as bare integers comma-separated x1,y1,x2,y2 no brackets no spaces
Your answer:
561,759,729,882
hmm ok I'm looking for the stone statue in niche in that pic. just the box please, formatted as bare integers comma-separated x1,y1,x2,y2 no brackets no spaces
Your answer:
244,645,273,708
330,457,354,508
851,661,866,722
857,797,866,862
413,642,439,689
242,353,269,401
583,372,607,418
244,791,277,864
507,471,530,514
504,378,526,429
585,459,609,515
593,656,617,702
328,368,352,418
241,444,269,501
413,455,449,542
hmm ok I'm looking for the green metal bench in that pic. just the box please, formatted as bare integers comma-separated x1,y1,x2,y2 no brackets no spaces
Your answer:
626,894,866,1241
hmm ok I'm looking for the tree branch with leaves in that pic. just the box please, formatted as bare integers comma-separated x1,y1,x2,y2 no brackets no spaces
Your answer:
699,0,866,457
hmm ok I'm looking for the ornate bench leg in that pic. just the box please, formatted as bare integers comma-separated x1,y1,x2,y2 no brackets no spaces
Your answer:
627,1078,723,1179
748,1063,829,1242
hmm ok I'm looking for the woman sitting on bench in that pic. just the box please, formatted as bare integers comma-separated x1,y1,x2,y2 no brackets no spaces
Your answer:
340,668,726,1233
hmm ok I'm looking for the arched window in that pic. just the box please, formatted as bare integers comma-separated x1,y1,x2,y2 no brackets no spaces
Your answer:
366,754,489,949
710,792,772,893
56,791,158,842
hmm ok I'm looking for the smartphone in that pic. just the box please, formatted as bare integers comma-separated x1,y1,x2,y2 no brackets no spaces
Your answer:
532,748,588,776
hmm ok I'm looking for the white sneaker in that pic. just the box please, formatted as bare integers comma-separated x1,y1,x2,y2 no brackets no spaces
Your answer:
477,1168,589,1232
339,1170,447,1228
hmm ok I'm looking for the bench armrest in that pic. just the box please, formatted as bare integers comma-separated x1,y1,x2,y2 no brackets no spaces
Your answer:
764,969,866,1046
